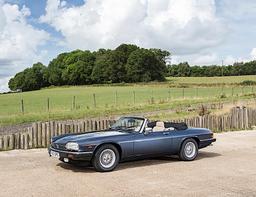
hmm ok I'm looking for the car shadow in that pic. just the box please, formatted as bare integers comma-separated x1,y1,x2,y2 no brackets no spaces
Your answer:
57,162,96,173
196,151,222,160
116,151,221,171
56,151,222,173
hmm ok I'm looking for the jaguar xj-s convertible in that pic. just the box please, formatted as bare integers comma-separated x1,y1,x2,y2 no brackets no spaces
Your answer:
49,117,216,172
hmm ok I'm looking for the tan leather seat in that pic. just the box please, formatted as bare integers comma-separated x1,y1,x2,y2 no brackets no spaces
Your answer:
153,121,165,132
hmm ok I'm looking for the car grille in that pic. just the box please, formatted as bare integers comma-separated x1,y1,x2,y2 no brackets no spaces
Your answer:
52,143,66,150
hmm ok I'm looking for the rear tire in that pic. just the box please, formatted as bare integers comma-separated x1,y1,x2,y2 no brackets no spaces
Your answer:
92,144,119,172
179,138,198,161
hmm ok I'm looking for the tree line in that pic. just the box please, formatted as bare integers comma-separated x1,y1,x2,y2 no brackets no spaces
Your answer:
9,44,170,91
167,61,256,77
8,43,256,92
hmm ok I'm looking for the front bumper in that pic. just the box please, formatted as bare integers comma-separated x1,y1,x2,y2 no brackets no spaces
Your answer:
199,138,216,149
48,147,93,161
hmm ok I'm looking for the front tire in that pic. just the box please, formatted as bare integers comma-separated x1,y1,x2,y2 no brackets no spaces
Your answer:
92,144,119,172
179,138,198,161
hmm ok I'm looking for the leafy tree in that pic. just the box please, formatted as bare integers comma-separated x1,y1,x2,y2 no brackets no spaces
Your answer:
47,53,69,86
91,50,112,83
92,45,140,83
177,62,191,77
8,62,47,91
150,48,170,64
126,49,166,82
62,51,95,85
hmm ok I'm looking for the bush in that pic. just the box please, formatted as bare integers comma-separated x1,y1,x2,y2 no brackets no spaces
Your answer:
198,105,210,116
240,80,256,86
219,93,227,99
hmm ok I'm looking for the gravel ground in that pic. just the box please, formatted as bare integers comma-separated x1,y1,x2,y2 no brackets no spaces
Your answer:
0,130,256,197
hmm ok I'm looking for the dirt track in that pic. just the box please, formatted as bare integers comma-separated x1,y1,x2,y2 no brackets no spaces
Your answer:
0,130,256,197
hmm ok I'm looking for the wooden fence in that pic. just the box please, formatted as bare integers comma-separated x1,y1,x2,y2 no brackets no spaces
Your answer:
0,107,255,151
0,119,115,151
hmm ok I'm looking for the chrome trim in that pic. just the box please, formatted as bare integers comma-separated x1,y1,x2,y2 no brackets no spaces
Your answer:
119,136,172,144
200,138,216,142
50,147,93,155
139,118,148,133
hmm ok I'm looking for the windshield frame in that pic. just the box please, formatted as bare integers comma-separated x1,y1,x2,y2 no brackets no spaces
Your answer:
111,117,147,133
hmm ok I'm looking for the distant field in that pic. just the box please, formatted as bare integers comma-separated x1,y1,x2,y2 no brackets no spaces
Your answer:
0,80,255,126
166,75,256,85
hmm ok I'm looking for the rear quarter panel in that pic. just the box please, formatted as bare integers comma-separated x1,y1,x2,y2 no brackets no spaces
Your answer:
170,128,212,154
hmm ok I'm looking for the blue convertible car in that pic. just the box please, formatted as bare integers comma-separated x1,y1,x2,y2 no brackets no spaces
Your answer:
49,117,216,172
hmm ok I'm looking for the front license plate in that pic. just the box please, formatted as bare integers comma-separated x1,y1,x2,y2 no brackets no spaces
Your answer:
50,150,60,159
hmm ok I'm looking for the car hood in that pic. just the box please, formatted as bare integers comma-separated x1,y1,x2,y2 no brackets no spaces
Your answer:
55,130,129,144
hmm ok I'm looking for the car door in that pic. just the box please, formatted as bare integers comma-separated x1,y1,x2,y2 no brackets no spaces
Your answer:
133,130,172,156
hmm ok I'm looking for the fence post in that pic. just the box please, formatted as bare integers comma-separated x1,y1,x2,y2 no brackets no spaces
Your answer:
65,124,71,134
50,121,55,138
196,88,198,97
28,128,33,149
115,91,118,107
47,98,50,112
133,91,136,105
21,99,24,114
14,133,20,149
72,96,76,110
182,88,185,99
168,89,171,100
46,122,50,146
24,132,28,150
19,133,23,149
42,123,46,147
0,136,3,150
9,134,14,150
93,93,96,108
32,123,38,148
38,122,42,148
151,90,154,103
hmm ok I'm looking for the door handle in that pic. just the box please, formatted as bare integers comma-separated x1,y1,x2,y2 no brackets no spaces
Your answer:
163,132,169,135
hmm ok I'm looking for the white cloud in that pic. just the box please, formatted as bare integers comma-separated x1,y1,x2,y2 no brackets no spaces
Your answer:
250,48,256,60
40,0,228,56
0,76,9,92
222,48,256,65
0,2,49,92
172,47,256,66
172,52,219,65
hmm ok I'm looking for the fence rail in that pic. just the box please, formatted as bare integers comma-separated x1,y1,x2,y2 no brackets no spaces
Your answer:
0,107,256,151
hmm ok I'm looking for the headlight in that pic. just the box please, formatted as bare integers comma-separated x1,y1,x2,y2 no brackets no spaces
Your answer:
65,142,79,151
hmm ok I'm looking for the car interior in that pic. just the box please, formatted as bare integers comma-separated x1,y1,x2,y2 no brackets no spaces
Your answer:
152,121,166,132
147,121,188,132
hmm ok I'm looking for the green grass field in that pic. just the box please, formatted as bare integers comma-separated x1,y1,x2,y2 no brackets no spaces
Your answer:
1,76,256,126
166,75,256,85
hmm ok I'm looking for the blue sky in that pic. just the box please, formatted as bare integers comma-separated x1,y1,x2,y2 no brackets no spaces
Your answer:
0,0,256,91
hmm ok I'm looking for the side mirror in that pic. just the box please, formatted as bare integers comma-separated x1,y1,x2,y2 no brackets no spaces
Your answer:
144,128,152,135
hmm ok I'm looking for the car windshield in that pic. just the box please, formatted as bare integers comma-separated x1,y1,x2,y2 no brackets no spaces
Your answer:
110,117,144,132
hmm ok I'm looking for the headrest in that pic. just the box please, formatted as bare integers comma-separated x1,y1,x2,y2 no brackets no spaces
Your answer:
156,121,164,127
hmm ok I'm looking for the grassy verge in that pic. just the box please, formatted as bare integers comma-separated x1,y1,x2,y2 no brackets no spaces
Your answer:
1,75,256,126
166,75,256,85
1,92,255,126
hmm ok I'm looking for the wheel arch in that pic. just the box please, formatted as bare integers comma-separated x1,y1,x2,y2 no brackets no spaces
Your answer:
180,136,200,150
93,142,122,159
